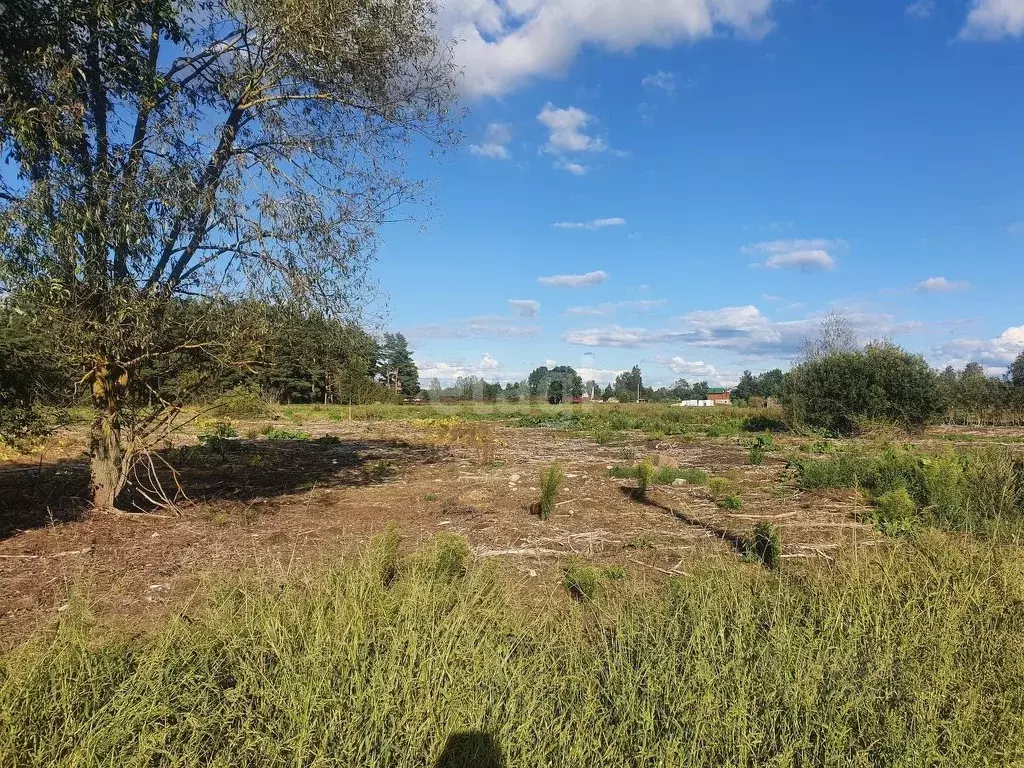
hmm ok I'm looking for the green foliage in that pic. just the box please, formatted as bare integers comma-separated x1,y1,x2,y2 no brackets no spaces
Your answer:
212,386,279,419
785,342,940,435
414,533,471,580
707,477,736,499
872,488,917,536
749,522,782,568
539,463,564,521
719,494,744,510
4,536,1024,765
198,421,238,459
562,562,601,601
625,536,653,550
636,460,655,498
749,435,773,465
379,333,420,397
795,447,1024,539
608,464,707,485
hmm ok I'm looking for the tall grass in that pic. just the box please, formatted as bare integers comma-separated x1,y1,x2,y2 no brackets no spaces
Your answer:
794,446,1024,539
2,532,1023,766
538,462,564,520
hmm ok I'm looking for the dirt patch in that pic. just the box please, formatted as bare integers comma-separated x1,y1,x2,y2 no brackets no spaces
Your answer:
0,419,875,646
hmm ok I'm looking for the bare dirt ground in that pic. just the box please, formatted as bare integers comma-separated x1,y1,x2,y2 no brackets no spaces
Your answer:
0,417,886,646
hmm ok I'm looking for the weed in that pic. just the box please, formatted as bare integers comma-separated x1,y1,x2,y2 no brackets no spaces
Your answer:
317,434,342,445
198,421,238,460
415,533,471,580
800,439,838,455
601,565,628,581
610,464,707,486
539,463,564,521
594,428,615,446
749,445,767,466
719,494,744,510
366,459,395,482
636,460,655,499
423,493,439,502
562,561,601,601
708,477,736,499
749,521,782,568
872,487,916,536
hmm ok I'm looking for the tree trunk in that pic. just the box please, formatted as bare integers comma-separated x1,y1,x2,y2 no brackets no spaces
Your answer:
89,359,129,511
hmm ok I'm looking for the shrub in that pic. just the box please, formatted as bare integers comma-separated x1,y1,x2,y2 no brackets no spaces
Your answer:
750,521,782,568
636,460,655,499
719,494,743,510
784,343,940,435
211,386,278,419
872,487,917,535
417,533,472,580
562,562,601,601
198,420,238,459
539,463,564,521
608,465,707,486
708,477,736,499
749,445,766,466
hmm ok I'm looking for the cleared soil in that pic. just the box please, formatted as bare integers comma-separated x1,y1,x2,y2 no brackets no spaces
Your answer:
0,416,903,646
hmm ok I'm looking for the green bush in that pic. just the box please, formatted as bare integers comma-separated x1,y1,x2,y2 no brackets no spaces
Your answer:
562,561,601,601
719,494,744,510
750,521,782,568
872,487,917,536
707,477,736,499
636,460,655,499
784,343,940,435
211,386,278,419
539,463,564,521
608,465,707,485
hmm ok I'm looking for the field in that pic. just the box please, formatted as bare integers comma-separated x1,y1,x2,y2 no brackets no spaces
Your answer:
2,403,1024,765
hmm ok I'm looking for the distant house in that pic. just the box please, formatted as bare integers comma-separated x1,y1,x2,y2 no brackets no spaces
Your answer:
707,387,732,405
676,400,715,408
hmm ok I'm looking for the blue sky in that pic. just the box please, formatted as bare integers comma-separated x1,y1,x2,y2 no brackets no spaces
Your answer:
373,0,1024,388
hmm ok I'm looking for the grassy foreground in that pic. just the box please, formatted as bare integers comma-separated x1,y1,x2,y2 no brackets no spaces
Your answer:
2,532,1024,767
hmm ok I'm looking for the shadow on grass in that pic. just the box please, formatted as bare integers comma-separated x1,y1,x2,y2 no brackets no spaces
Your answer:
619,484,750,557
0,436,444,541
435,731,504,768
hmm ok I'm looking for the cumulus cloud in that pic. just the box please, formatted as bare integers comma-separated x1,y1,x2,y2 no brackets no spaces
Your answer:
744,238,846,271
905,0,935,18
654,355,718,376
933,326,1024,368
419,354,516,385
537,270,608,287
538,103,607,156
960,0,1024,39
468,122,514,159
443,0,775,98
915,276,971,293
553,217,626,230
642,70,677,93
577,366,627,384
563,305,922,358
554,158,588,175
564,299,667,316
508,299,541,318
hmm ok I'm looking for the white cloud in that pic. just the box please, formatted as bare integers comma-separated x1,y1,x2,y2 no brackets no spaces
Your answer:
915,276,971,293
905,0,935,18
408,314,540,340
744,238,846,271
642,70,676,93
538,103,607,154
468,122,514,159
537,269,608,287
576,366,626,384
933,326,1024,368
554,158,588,175
960,0,1024,39
553,217,627,230
761,293,783,302
444,0,775,98
419,354,514,384
508,299,541,318
655,355,718,377
563,305,922,357
564,299,667,315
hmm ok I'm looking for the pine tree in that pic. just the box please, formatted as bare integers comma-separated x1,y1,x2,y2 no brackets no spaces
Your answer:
380,333,420,396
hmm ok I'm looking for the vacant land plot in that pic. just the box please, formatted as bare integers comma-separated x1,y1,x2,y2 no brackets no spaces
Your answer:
2,404,1024,765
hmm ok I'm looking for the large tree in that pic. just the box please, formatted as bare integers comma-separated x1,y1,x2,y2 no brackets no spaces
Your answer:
0,0,457,508
378,332,420,396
